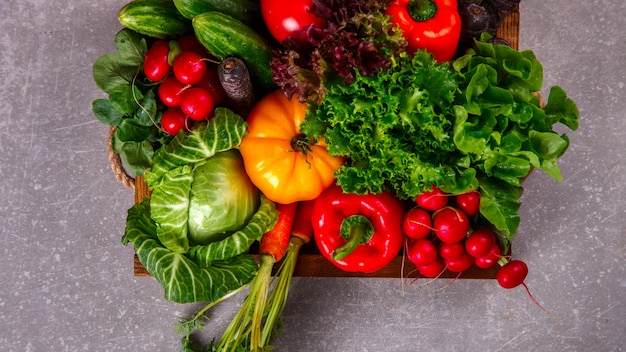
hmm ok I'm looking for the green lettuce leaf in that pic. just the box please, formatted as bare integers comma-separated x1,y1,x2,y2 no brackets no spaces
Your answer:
122,198,258,304
544,86,580,130
477,176,522,253
303,50,466,199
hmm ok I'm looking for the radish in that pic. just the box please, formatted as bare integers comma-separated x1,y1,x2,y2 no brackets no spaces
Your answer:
432,206,469,243
174,51,207,85
497,260,528,289
180,87,214,121
144,40,172,82
177,34,209,56
455,190,480,216
403,206,432,239
416,258,445,278
474,243,501,269
160,108,188,135
158,76,188,107
416,185,448,211
438,241,466,260
465,227,496,258
497,260,554,316
196,68,227,106
444,251,474,273
407,238,438,267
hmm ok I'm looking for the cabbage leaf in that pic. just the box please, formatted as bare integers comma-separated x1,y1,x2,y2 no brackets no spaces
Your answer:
149,164,193,253
122,198,260,303
145,107,247,187
187,195,277,266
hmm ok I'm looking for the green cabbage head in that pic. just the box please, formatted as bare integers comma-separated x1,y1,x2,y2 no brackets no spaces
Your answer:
188,149,259,245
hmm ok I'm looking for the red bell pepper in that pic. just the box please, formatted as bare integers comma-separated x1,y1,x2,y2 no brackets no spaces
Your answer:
312,185,405,273
386,0,462,62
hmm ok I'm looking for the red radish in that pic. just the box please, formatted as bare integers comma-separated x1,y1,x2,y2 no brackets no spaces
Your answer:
174,51,207,85
180,87,214,121
177,34,209,56
444,251,474,273
432,206,470,243
158,76,187,107
474,244,501,269
160,108,187,135
196,68,227,106
497,260,528,289
402,207,432,239
455,190,481,216
407,238,438,267
465,227,496,258
438,241,466,260
144,40,171,82
417,258,445,278
497,260,554,317
416,185,448,211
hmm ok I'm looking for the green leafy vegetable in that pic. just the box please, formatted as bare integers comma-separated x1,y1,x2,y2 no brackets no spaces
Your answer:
304,37,579,244
91,28,171,176
121,110,277,304
149,150,260,254
122,198,260,303
476,176,522,252
187,195,277,266
145,108,248,187
302,50,464,199
187,151,259,245
150,164,193,253
92,27,146,93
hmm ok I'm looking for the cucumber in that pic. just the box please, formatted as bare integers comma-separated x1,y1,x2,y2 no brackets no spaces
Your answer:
173,0,262,28
118,0,192,40
192,12,276,93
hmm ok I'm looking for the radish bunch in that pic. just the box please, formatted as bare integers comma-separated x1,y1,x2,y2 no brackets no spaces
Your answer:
403,186,509,282
402,186,550,316
144,35,226,135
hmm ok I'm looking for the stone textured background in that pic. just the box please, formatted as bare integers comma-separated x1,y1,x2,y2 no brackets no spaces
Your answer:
1,1,624,351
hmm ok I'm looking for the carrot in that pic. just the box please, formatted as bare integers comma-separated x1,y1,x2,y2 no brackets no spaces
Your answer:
259,202,298,261
213,201,298,352
259,199,316,346
290,199,316,244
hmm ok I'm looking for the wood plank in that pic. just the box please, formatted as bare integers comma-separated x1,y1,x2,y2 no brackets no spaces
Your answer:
133,7,520,278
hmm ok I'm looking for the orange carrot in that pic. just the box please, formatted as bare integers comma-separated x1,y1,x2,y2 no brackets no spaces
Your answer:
259,202,298,261
290,199,316,244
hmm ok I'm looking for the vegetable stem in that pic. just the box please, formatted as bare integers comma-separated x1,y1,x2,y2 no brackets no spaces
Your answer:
250,255,277,350
260,236,306,345
408,0,438,22
333,215,375,261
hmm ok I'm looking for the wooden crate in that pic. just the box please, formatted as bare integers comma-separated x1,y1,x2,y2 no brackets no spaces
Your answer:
133,8,520,278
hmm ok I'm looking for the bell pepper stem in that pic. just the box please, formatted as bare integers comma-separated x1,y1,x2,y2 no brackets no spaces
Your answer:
332,215,375,261
408,0,438,22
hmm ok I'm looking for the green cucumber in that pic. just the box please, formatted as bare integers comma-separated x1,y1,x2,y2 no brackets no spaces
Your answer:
192,12,276,93
118,0,192,40
173,0,262,28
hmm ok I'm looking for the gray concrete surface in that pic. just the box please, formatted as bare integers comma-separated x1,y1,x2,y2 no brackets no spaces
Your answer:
1,0,625,351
